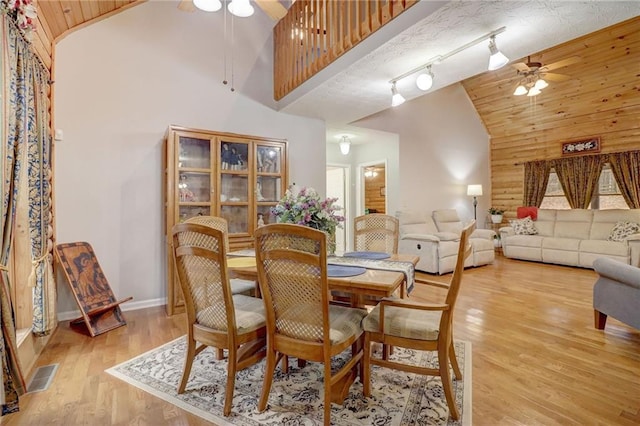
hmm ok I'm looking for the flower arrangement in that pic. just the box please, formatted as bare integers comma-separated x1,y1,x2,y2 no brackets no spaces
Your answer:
488,207,505,215
271,185,345,244
3,0,37,36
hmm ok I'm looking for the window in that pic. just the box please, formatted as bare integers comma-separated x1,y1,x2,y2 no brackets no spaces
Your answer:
540,164,629,210
593,165,628,209
540,168,570,209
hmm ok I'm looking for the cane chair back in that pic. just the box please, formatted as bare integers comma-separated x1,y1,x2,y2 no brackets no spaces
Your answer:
362,220,475,421
354,213,399,254
172,221,266,416
254,223,367,426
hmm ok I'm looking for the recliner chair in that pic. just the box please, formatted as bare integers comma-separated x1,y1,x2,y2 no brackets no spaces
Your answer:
397,209,495,274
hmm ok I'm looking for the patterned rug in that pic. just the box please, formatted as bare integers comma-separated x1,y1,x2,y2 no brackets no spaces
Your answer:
106,336,471,425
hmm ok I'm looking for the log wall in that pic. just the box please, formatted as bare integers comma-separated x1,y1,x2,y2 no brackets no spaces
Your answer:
462,17,640,219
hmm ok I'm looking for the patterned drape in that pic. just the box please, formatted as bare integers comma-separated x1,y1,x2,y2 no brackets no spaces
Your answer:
523,160,551,207
608,151,640,209
0,13,27,414
552,155,605,209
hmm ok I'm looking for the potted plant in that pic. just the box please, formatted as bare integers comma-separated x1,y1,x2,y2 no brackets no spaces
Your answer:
488,207,505,224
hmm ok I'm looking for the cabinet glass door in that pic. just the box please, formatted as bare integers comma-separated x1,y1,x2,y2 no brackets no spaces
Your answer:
256,143,285,229
177,135,213,223
219,139,251,235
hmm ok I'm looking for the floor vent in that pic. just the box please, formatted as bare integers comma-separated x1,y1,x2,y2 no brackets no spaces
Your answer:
26,364,59,393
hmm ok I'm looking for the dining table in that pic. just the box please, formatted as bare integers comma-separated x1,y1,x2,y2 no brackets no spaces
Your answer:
226,250,419,404
226,250,419,308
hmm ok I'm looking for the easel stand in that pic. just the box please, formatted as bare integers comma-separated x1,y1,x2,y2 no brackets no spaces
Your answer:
55,242,133,337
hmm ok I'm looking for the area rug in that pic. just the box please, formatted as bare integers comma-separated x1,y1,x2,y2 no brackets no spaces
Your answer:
106,336,471,425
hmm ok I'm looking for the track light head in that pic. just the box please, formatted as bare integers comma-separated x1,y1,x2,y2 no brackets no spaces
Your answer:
416,66,434,91
391,82,405,107
488,36,509,70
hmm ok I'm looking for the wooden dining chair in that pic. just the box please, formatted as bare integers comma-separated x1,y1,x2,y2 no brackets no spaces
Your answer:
354,213,399,254
172,221,266,416
254,223,367,426
362,220,475,421
334,213,401,306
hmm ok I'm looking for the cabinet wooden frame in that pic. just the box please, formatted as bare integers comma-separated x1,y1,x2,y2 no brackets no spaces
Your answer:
163,125,288,315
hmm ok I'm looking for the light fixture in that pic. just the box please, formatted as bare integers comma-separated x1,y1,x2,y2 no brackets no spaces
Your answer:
527,86,541,97
513,84,528,96
534,78,548,90
391,82,405,107
339,136,351,155
364,168,378,178
389,27,507,105
228,0,254,17
488,35,509,70
193,0,222,12
467,184,483,220
416,66,434,91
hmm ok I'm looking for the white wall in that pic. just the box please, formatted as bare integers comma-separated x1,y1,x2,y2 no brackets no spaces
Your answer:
54,1,326,315
352,83,490,224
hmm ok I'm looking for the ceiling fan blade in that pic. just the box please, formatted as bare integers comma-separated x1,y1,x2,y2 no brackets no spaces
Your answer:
512,62,530,72
543,72,571,82
543,56,581,71
177,0,196,12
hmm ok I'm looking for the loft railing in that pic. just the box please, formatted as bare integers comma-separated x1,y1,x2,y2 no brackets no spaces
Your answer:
273,0,418,101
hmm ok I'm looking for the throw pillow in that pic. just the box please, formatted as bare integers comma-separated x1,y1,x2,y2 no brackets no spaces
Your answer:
608,221,640,242
517,206,538,220
509,216,538,235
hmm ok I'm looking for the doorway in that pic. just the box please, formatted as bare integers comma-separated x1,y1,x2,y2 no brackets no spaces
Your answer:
326,164,350,253
358,160,387,216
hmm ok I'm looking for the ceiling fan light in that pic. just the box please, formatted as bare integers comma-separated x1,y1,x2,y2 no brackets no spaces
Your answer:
488,36,509,70
416,68,434,91
534,78,549,90
228,0,254,17
527,87,541,97
391,83,405,107
513,85,528,96
193,0,222,12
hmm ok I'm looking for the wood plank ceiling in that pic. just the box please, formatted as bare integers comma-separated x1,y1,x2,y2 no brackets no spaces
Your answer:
37,0,287,43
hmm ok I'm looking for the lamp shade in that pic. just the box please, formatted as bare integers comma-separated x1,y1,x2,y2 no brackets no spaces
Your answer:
467,184,483,196
194,0,222,12
228,0,254,17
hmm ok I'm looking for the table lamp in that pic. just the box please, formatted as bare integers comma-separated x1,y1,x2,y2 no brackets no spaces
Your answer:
467,184,483,220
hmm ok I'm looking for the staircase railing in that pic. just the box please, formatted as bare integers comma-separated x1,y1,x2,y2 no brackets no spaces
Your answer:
274,0,418,101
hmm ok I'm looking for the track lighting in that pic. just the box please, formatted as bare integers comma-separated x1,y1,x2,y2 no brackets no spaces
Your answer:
228,0,254,17
416,66,434,91
339,136,351,155
391,82,405,107
388,27,507,105
488,35,509,70
194,0,222,12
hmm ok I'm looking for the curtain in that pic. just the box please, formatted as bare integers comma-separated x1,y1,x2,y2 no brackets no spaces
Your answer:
0,14,27,414
608,151,640,209
552,155,605,209
24,52,54,337
523,160,551,207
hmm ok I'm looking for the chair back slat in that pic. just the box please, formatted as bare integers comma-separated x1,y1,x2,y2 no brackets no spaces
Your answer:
354,214,399,254
255,224,329,343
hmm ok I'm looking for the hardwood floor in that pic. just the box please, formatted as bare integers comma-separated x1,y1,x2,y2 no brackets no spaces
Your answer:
5,255,640,425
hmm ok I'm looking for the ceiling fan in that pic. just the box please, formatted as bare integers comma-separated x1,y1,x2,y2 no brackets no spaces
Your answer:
511,55,581,97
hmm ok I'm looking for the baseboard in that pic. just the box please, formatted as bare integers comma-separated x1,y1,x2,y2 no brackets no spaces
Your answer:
57,298,166,322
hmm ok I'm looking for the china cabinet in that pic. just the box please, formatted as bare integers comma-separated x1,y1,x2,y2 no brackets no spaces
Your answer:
164,125,288,314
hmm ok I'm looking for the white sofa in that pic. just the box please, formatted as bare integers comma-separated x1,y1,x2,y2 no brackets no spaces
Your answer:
500,209,640,268
396,209,496,274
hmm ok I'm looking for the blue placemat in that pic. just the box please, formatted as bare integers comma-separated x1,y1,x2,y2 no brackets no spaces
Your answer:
327,265,367,277
343,251,391,260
